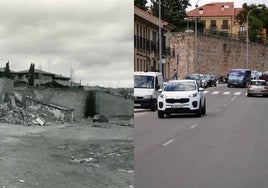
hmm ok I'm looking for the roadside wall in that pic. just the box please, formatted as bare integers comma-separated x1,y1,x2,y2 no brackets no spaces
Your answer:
14,87,133,119
170,32,268,79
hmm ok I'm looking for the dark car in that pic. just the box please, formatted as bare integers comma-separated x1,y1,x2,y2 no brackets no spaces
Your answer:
204,73,217,87
185,74,202,87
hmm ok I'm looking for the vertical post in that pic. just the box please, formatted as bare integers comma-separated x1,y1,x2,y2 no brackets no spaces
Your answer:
246,10,250,69
159,0,162,74
194,3,198,73
246,7,262,69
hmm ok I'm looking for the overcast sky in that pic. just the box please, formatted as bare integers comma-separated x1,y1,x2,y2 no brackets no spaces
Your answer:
188,0,267,10
0,0,133,88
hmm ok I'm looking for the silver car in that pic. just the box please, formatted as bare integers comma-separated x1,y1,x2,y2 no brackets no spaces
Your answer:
247,80,268,97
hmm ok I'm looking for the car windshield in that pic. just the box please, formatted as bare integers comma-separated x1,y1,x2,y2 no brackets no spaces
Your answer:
134,75,154,89
186,74,200,80
229,75,243,79
251,81,266,86
164,82,196,91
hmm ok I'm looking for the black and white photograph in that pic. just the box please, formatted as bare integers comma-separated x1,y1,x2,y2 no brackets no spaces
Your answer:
0,0,134,187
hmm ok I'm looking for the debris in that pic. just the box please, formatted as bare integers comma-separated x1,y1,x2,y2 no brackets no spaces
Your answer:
92,114,108,123
35,117,46,126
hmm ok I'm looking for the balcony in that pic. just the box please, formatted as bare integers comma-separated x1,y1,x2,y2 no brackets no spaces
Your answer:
134,35,175,57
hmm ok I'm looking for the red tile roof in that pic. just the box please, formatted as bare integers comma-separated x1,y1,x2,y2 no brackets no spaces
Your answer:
187,2,239,17
134,6,175,30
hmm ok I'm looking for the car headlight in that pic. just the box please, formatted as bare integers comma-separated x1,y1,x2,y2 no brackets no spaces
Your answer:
188,93,197,97
143,95,152,99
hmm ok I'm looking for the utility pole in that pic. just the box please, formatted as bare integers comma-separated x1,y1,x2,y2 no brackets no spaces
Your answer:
158,0,162,74
194,0,199,73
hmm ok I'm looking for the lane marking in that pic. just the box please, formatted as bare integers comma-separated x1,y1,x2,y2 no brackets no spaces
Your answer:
190,124,198,129
234,92,241,95
212,91,220,95
231,95,237,101
163,139,174,146
223,91,230,95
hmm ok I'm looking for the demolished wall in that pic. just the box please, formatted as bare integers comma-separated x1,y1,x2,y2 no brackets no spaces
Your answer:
14,87,133,120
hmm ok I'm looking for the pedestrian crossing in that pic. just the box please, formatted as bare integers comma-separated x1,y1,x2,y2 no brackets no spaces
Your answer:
203,90,246,96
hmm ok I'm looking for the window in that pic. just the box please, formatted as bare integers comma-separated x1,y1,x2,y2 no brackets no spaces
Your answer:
222,20,229,30
210,20,216,29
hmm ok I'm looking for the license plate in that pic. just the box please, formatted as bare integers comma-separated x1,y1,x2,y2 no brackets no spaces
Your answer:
172,104,183,108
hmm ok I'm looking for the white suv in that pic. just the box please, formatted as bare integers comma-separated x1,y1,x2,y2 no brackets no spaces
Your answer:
157,79,206,118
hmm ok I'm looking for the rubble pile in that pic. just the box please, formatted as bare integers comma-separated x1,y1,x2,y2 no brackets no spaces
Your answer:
0,103,60,126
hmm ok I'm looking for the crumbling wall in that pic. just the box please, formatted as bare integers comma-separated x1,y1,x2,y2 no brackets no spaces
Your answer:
0,78,14,103
14,87,133,119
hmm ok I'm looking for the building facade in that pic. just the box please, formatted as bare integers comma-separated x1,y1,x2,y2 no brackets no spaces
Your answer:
187,2,244,39
134,6,175,79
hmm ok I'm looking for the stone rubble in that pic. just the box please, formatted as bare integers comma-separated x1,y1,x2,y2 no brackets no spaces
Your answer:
0,102,61,126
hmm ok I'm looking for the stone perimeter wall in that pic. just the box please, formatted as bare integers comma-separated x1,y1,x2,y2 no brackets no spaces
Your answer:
14,87,133,119
170,32,268,79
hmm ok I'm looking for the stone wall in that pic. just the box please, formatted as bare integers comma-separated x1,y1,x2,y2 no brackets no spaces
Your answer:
14,87,133,119
170,32,268,79
0,78,14,94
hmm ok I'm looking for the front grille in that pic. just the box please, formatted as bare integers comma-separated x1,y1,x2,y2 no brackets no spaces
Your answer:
166,98,189,103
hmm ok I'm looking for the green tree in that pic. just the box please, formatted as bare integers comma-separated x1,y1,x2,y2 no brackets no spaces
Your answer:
150,0,191,26
4,62,11,78
134,0,148,10
28,63,35,86
236,4,267,42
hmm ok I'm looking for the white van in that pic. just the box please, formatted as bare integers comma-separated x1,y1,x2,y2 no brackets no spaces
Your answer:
134,71,164,111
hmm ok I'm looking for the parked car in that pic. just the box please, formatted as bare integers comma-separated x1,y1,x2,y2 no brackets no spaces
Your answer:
247,79,268,97
199,74,209,88
204,73,217,87
157,79,206,118
185,74,202,87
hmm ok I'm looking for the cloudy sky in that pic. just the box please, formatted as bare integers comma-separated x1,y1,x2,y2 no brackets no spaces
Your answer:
0,0,133,88
188,0,267,10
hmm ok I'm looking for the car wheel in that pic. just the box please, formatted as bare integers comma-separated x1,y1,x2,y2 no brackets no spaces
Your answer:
195,105,202,117
158,110,165,118
150,101,157,111
247,93,252,97
201,99,206,115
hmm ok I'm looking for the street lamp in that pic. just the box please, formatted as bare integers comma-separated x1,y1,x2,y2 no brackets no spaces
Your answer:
246,6,262,69
194,0,199,73
158,0,162,73
184,17,193,75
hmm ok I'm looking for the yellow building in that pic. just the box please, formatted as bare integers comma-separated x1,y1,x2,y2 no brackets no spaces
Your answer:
187,2,245,39
134,6,175,79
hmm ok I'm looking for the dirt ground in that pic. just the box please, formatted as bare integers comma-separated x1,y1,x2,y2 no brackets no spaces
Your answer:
0,117,134,188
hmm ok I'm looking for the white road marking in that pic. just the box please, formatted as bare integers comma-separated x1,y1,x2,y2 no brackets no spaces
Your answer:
212,91,220,95
231,95,238,101
163,139,174,146
234,92,241,95
223,91,230,95
190,124,198,129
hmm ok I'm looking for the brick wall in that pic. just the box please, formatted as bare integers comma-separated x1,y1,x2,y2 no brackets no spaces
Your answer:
170,32,268,79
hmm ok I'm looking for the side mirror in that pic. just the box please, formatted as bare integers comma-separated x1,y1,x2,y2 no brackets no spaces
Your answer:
155,84,160,90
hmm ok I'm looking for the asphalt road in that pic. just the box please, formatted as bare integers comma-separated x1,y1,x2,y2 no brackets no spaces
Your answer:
135,84,268,188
